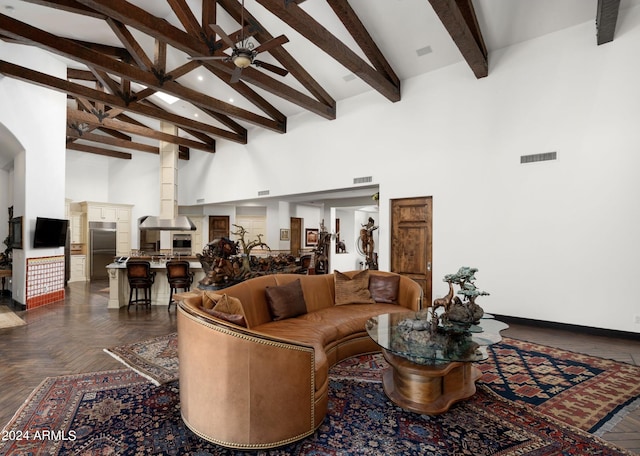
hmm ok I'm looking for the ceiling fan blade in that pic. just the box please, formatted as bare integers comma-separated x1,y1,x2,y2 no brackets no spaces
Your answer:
188,55,228,61
230,66,243,84
209,24,237,49
253,60,288,77
253,35,289,54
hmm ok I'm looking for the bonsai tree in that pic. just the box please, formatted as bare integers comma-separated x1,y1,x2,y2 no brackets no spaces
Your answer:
441,266,488,326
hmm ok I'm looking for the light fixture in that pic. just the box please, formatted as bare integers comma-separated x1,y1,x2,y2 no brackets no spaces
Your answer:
233,51,252,69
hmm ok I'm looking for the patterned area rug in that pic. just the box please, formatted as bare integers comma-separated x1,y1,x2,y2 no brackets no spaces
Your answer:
104,332,640,437
104,333,179,385
479,338,640,435
0,368,632,455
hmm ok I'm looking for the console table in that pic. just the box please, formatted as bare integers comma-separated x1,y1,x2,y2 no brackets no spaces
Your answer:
366,312,507,414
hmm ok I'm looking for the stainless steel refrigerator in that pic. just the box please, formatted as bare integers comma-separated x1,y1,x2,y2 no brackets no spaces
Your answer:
89,222,117,280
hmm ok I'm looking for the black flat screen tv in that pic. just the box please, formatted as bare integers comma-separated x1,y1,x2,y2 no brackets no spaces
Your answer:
33,217,69,248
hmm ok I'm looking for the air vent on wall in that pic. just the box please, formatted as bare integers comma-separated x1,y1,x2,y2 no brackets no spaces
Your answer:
520,152,557,164
353,176,373,184
258,190,270,196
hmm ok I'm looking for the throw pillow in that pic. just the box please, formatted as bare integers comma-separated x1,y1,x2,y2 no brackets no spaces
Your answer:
212,294,244,316
202,291,223,309
201,307,247,327
369,274,400,304
334,270,375,305
265,279,307,321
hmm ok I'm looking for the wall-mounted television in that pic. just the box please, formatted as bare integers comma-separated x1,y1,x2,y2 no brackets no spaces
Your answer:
33,217,69,248
9,216,23,249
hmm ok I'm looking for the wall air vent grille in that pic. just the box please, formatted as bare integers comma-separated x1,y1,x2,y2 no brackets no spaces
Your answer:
521,152,557,164
258,190,270,196
353,176,373,184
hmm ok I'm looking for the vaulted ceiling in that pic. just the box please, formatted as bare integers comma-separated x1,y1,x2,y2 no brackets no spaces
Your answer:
0,0,637,161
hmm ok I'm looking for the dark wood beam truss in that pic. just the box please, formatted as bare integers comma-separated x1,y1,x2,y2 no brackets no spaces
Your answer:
427,0,488,79
255,0,401,102
596,0,620,45
3,0,408,158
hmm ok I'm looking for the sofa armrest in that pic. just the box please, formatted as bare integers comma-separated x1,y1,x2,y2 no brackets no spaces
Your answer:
177,301,317,449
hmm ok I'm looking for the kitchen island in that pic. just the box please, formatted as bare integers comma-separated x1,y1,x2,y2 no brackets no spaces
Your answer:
106,260,205,309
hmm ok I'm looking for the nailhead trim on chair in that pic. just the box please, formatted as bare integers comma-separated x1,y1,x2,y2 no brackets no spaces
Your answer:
178,304,317,450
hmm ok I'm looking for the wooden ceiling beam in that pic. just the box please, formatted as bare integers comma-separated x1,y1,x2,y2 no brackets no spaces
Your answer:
89,67,122,96
596,0,620,45
66,130,159,154
327,0,400,89
66,141,132,159
0,60,239,144
89,64,248,139
20,0,105,19
218,0,336,116
70,39,131,60
202,64,286,124
255,0,400,102
201,0,217,45
67,68,96,81
106,18,154,71
168,0,206,40
428,0,488,78
76,0,330,121
0,14,278,133
68,108,215,152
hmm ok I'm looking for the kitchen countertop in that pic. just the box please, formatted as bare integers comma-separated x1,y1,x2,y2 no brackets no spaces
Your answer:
106,260,202,269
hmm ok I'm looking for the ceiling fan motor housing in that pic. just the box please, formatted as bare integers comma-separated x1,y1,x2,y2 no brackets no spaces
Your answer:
233,49,254,68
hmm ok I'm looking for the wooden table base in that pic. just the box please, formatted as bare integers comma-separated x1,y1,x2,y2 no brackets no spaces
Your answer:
382,349,481,415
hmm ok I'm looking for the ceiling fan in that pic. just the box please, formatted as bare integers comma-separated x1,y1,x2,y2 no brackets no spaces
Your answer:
190,0,289,83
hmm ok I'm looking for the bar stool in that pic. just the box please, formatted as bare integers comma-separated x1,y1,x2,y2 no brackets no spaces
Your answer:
126,261,156,310
166,260,194,312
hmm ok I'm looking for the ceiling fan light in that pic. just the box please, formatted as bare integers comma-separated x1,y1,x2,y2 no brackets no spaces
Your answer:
233,54,252,68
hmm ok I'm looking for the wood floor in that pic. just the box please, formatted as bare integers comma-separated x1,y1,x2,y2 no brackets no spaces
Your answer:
1,280,639,454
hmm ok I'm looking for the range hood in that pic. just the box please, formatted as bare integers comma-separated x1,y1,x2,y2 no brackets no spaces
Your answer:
138,215,196,231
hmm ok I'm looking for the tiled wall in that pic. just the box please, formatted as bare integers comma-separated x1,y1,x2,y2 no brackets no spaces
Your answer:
26,256,65,309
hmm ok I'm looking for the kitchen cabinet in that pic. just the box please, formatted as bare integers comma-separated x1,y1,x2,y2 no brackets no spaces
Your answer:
69,255,87,282
116,206,131,255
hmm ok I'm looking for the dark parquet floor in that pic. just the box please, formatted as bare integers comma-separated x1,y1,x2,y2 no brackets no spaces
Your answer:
1,280,639,453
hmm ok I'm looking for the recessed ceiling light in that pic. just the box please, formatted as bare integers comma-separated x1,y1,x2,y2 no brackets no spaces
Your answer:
197,75,203,81
194,113,199,117
416,45,432,57
229,98,234,103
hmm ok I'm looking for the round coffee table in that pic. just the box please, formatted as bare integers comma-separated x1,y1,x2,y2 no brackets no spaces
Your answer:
366,312,508,414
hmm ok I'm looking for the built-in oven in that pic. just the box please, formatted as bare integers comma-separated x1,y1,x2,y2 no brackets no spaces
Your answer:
172,233,192,254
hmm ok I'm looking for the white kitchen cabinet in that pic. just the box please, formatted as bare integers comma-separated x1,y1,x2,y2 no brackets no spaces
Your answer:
69,255,87,282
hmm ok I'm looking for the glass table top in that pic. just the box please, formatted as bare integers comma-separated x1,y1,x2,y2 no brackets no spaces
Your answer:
366,311,508,365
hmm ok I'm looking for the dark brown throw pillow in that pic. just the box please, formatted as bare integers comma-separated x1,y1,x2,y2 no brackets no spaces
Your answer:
265,279,307,321
201,307,247,327
334,270,375,305
369,274,400,304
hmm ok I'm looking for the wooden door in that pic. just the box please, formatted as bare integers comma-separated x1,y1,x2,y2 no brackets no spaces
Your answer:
208,216,230,242
290,217,302,256
390,197,433,307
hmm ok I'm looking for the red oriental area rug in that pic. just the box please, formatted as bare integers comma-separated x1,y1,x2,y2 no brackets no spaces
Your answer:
0,368,633,455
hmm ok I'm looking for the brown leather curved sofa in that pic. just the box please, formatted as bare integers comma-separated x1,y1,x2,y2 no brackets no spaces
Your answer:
176,270,423,450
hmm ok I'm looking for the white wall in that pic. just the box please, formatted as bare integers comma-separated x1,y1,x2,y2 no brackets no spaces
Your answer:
174,10,640,332
0,42,67,304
